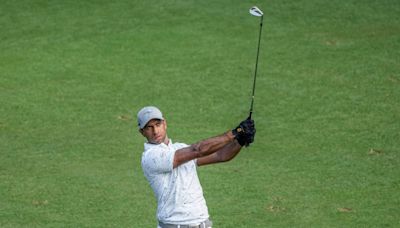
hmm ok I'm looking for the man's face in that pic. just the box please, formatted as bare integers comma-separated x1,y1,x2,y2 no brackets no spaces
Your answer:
140,119,168,144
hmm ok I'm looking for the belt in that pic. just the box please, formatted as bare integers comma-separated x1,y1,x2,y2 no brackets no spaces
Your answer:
159,219,212,228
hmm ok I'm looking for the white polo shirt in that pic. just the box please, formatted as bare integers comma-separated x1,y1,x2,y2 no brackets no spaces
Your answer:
141,140,209,224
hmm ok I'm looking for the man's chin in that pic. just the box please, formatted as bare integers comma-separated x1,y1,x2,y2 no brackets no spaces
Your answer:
149,137,164,144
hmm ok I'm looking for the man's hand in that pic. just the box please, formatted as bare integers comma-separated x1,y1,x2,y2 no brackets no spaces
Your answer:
232,119,256,147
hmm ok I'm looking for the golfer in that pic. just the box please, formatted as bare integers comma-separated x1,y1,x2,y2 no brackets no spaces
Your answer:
138,106,256,228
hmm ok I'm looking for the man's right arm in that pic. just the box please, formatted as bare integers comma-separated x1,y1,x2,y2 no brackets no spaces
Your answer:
173,130,236,168
173,119,255,168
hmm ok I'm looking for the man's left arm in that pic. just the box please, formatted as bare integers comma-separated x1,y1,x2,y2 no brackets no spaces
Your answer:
196,140,242,166
196,118,256,166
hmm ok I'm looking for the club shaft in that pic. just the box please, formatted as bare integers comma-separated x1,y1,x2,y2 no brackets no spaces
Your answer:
249,16,263,119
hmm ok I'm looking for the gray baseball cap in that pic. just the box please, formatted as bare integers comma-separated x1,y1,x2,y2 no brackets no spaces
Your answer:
137,106,164,129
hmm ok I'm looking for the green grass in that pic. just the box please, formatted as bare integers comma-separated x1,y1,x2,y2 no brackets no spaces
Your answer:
1,0,399,227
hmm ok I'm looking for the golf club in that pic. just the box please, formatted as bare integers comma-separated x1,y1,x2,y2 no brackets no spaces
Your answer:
248,6,264,120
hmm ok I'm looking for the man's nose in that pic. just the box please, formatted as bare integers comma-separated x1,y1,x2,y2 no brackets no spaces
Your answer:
153,126,160,135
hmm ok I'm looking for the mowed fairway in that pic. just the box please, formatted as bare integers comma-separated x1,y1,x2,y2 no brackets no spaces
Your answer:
1,0,399,227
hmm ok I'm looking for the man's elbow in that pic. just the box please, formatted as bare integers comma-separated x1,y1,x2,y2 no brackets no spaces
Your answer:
191,143,208,157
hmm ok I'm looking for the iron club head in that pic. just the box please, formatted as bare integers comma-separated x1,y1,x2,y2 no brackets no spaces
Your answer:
249,6,263,17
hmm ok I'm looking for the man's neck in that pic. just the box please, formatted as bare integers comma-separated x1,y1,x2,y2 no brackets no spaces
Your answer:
148,136,170,145
163,136,170,145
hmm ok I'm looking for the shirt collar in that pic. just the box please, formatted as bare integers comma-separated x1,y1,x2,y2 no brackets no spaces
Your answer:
144,139,173,150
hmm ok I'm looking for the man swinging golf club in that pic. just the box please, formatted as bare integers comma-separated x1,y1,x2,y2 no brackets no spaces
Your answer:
138,6,263,228
138,106,255,228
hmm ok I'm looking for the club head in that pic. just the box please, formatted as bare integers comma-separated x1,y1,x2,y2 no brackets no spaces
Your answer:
249,6,263,17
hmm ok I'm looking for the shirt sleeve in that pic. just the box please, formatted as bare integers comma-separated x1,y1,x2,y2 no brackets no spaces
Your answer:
142,146,175,174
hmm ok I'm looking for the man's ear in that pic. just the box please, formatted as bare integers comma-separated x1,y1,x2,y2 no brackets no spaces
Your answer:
139,128,144,136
